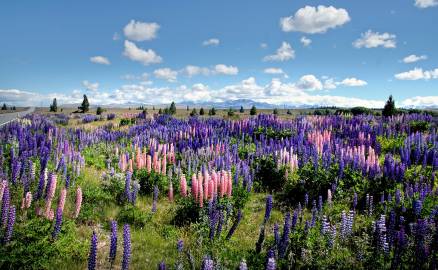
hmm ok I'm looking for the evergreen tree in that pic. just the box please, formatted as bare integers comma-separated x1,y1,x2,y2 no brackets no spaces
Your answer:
239,106,244,113
227,108,235,117
2,103,7,110
382,95,396,117
199,107,205,115
78,95,89,113
12,106,16,110
96,106,103,115
49,98,58,112
208,107,216,116
153,106,155,110
190,108,198,116
287,109,292,115
186,105,189,111
250,105,257,116
273,108,278,115
158,108,163,114
169,101,177,115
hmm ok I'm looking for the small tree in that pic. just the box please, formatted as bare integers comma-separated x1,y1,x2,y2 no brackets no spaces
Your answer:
286,109,292,115
190,108,198,116
169,101,177,115
208,107,216,116
273,108,278,115
382,95,396,117
186,105,189,111
153,106,155,110
158,108,163,114
78,95,89,113
239,106,244,113
12,106,16,110
49,98,58,112
199,107,205,115
250,105,257,116
1,103,6,110
96,106,103,115
227,108,235,117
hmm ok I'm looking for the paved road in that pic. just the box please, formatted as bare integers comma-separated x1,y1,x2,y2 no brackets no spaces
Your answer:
0,107,35,127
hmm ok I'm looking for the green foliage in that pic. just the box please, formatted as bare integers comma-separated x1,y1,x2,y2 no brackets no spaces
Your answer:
82,144,108,170
382,95,396,117
409,120,430,133
1,103,6,110
287,109,292,115
208,107,216,116
118,204,152,227
133,169,167,195
377,135,405,154
250,105,257,116
78,182,113,223
169,101,177,115
227,108,235,117
96,106,103,115
350,106,372,116
239,106,244,113
102,173,126,204
190,108,198,117
254,126,292,139
49,98,58,112
78,94,89,113
119,118,136,126
0,218,88,269
172,197,201,226
231,186,250,210
254,156,287,192
273,108,278,115
199,107,205,115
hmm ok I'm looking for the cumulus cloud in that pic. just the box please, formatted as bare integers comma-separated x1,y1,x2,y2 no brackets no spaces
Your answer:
297,75,323,91
263,42,295,62
123,20,160,41
182,65,211,77
260,43,268,49
395,67,438,80
415,0,438,8
90,56,110,65
353,30,397,49
264,68,286,75
339,77,368,87
402,54,427,63
402,96,438,108
123,40,162,65
280,5,350,34
82,80,99,92
300,36,312,47
213,64,239,75
202,38,220,46
153,68,178,82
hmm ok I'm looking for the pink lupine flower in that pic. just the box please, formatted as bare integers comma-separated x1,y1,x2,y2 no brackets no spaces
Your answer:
147,155,152,172
168,181,174,202
327,189,332,205
161,158,166,175
180,174,187,197
227,175,232,197
199,182,204,208
191,174,198,201
21,197,25,210
74,187,82,218
25,192,32,209
58,188,67,213
128,159,133,172
48,209,54,221
203,175,209,200
0,180,7,205
47,174,57,201
44,199,52,218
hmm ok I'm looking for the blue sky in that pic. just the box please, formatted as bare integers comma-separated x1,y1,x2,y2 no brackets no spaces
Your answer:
0,0,437,107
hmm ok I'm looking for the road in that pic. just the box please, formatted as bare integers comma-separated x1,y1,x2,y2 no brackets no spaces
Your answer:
0,107,35,127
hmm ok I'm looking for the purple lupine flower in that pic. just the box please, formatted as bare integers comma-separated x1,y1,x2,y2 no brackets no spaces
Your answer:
266,257,276,270
216,209,224,238
52,207,63,239
152,185,159,213
201,256,214,270
125,171,132,202
109,220,117,264
318,195,323,212
226,209,242,240
304,193,309,208
88,231,98,270
1,186,10,227
278,212,291,258
4,205,16,243
122,224,131,270
177,239,184,253
239,259,248,270
131,181,139,205
158,261,166,270
413,200,422,216
273,223,280,247
209,209,219,240
264,195,273,223
353,192,358,209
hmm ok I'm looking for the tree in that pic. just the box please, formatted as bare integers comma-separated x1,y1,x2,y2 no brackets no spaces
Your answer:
250,105,257,116
239,106,244,113
286,109,292,115
208,107,216,116
49,98,58,112
12,106,16,110
273,108,278,115
382,95,396,117
153,106,155,110
199,107,205,115
227,108,235,117
169,101,177,115
78,95,89,113
1,103,7,110
96,106,103,115
186,105,189,111
158,108,163,114
190,108,198,116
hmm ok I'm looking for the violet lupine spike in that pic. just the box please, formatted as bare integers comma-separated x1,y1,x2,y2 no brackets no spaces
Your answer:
109,220,118,264
1,185,10,227
264,195,273,224
152,185,159,213
226,209,242,240
88,231,98,270
4,205,16,244
158,261,166,270
239,259,248,270
52,207,63,239
125,171,132,202
266,257,276,270
122,224,131,270
201,256,214,270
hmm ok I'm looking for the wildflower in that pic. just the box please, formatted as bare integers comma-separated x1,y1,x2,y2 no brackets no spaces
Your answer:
52,207,63,239
4,205,16,243
109,220,117,265
264,195,273,224
74,187,82,218
122,224,131,270
88,231,98,270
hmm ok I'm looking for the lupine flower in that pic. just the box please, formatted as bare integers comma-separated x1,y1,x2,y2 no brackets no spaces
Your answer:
239,259,248,270
177,239,183,253
264,195,273,224
168,181,173,201
1,186,10,227
57,188,67,213
52,207,63,239
226,209,242,240
152,185,159,213
266,257,276,270
158,261,166,270
125,171,132,202
109,220,117,264
201,256,214,270
74,187,82,218
88,231,98,270
413,200,422,216
4,205,16,243
122,224,131,270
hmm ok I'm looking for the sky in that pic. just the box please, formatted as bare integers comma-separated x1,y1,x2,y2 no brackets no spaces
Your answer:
0,0,437,108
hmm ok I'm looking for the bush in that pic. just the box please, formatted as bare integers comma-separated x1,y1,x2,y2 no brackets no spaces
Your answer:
117,204,152,227
102,173,126,204
78,183,113,223
409,120,430,133
120,118,136,126
133,169,167,195
172,197,201,226
254,156,287,192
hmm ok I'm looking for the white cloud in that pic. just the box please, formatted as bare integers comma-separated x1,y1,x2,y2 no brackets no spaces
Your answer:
339,77,368,87
415,0,438,8
402,96,438,108
213,64,239,75
280,5,350,34
263,42,295,62
90,56,110,65
402,54,427,63
260,43,268,49
300,36,312,47
323,78,337,89
182,65,211,77
297,75,323,91
395,67,438,80
113,32,120,41
202,38,220,46
264,68,288,78
353,30,397,49
82,80,99,92
123,20,160,41
153,68,178,82
123,40,162,65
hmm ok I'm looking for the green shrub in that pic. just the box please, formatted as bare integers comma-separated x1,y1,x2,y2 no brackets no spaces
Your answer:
118,204,152,227
78,183,113,223
133,169,167,195
409,120,430,133
172,197,201,227
254,156,287,192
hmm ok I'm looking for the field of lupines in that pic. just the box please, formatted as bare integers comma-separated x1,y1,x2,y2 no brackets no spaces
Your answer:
0,111,437,269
